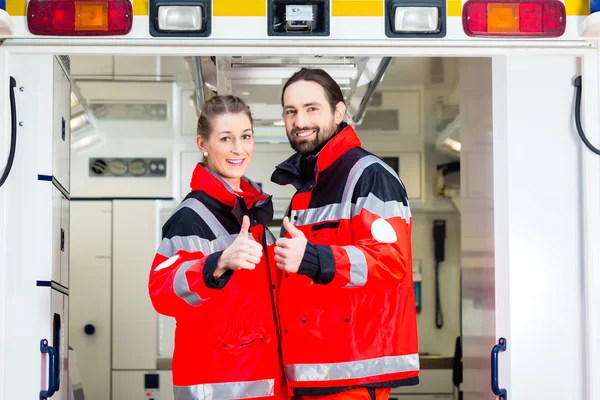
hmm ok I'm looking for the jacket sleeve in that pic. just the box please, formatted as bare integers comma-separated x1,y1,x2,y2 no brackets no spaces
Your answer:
298,163,412,288
148,207,233,317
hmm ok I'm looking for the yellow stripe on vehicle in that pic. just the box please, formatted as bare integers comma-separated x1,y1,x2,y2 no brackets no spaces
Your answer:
213,0,266,16
332,0,383,17
447,0,462,16
133,0,148,16
6,0,26,17
565,0,589,15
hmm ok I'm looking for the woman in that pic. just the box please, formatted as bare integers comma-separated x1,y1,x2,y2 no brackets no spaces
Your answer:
148,95,287,400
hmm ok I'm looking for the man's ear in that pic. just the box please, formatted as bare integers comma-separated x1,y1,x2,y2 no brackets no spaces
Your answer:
334,101,347,125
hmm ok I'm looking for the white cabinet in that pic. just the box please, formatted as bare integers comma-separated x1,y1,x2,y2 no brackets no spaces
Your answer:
52,56,71,192
69,201,112,400
112,200,160,371
38,286,69,400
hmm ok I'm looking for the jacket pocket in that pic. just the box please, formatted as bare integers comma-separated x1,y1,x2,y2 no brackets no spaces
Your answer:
215,333,269,355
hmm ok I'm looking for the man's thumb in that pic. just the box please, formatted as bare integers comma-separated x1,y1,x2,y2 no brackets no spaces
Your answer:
283,216,302,238
239,215,250,237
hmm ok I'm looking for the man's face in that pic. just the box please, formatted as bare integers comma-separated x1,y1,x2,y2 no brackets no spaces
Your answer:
282,80,345,156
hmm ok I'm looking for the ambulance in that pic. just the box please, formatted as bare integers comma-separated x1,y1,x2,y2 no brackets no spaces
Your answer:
0,0,599,399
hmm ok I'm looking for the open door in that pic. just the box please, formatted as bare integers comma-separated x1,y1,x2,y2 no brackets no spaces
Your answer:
460,55,589,400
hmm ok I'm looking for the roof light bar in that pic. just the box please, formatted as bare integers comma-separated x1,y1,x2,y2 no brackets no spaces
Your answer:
463,0,566,37
27,0,132,36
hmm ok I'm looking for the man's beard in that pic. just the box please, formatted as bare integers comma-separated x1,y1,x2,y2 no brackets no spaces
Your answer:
287,123,337,156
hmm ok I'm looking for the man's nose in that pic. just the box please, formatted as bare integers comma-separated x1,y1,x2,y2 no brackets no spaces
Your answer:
295,110,309,128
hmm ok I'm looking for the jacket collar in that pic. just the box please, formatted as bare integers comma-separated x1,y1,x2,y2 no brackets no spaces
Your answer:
271,123,361,189
190,163,271,211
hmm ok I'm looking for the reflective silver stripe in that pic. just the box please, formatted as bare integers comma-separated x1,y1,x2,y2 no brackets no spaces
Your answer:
291,155,409,227
265,229,276,246
342,246,368,287
174,260,204,306
174,379,275,400
293,203,344,226
286,354,419,382
354,194,411,220
173,198,230,237
158,234,240,258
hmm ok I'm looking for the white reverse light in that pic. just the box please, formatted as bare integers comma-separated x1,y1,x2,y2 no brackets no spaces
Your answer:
158,6,203,31
393,6,439,32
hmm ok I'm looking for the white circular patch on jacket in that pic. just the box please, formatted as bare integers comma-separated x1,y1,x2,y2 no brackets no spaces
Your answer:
371,219,397,243
154,254,180,271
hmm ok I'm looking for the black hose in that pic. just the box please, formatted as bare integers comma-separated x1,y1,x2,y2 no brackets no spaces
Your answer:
574,75,600,156
0,77,17,188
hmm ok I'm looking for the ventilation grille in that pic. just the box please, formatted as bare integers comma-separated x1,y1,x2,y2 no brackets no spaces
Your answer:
359,109,399,131
89,158,168,178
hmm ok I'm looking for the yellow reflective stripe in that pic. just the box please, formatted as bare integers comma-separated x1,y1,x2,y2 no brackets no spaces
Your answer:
133,0,148,16
332,0,383,17
6,0,26,16
565,0,589,15
213,0,265,16
447,0,462,17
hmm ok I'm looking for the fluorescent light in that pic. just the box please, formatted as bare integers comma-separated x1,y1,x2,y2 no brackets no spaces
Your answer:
71,113,90,131
443,138,461,153
71,92,80,108
394,6,439,32
273,120,285,126
158,6,203,31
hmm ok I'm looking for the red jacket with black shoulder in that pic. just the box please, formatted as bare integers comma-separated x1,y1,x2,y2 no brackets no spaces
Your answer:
271,124,419,397
149,163,288,400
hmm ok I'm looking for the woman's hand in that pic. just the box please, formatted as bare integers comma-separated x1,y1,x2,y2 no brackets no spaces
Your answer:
214,216,263,278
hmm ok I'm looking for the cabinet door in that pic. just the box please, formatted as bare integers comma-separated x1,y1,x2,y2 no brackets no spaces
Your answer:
52,57,71,192
60,195,70,287
40,288,69,400
69,201,112,400
112,200,159,370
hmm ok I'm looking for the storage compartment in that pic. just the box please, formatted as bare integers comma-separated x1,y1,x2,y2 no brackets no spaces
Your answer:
51,186,70,286
53,57,71,192
40,288,69,400
112,200,160,370
69,201,112,400
60,195,70,287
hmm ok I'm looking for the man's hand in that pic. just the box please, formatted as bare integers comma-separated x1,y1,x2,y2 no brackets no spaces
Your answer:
274,217,307,273
215,216,263,278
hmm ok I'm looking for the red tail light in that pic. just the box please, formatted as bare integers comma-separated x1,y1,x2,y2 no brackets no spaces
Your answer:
463,0,566,37
27,0,133,36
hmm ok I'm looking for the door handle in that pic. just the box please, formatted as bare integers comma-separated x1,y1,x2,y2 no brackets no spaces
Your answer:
39,339,58,400
491,337,507,400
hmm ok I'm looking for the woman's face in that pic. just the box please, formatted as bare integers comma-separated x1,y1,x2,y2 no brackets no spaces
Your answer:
197,112,254,189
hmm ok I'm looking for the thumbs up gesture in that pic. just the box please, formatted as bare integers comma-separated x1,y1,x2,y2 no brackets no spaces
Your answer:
274,217,307,273
216,216,263,276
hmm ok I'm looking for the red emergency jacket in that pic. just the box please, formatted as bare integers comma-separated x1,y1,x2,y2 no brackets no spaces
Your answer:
271,124,419,396
148,163,287,400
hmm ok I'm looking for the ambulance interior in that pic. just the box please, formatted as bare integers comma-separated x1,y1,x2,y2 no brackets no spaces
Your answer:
66,55,494,400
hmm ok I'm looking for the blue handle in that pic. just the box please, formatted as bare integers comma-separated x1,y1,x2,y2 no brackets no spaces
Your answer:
39,339,58,400
491,337,507,400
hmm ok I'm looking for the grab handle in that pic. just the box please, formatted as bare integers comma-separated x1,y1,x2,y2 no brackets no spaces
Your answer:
491,337,507,400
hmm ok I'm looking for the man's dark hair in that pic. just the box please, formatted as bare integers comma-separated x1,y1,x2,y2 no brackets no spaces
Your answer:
281,68,345,111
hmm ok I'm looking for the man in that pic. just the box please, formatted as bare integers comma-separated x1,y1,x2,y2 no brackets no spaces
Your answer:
271,68,419,400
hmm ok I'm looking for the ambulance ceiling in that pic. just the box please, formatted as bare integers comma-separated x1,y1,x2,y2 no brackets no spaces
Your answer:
69,55,459,148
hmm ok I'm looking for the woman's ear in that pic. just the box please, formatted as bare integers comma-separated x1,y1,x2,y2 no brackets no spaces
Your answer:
196,136,206,154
